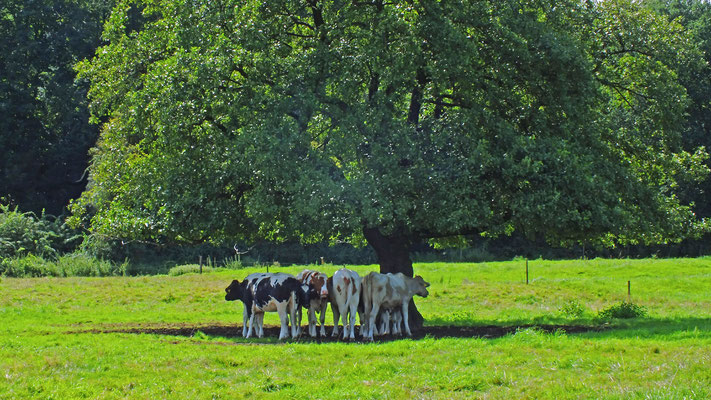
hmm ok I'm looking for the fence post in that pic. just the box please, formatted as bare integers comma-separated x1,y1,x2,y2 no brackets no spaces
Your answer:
627,280,631,303
526,258,529,285
199,255,203,274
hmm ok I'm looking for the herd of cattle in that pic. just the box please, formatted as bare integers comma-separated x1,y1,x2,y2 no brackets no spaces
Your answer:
224,269,431,340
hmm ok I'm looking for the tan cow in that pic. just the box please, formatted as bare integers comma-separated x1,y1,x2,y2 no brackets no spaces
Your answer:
296,269,329,337
361,272,430,340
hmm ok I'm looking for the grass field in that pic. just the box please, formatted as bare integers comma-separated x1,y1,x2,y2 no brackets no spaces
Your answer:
1,258,710,399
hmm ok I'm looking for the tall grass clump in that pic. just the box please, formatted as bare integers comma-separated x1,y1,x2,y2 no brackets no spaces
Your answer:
55,253,127,276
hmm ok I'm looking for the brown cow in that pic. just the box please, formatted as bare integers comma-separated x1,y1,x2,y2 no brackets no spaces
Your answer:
296,269,329,337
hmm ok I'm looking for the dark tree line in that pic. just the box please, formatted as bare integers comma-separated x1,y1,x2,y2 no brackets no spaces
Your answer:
1,0,114,215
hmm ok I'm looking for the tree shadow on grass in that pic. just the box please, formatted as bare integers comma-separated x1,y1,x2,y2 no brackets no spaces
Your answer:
73,317,711,343
585,317,711,340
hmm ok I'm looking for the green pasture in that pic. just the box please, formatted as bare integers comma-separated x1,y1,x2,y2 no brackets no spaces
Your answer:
1,258,710,399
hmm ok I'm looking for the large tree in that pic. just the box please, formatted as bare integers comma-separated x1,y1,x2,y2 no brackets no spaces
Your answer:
73,0,707,326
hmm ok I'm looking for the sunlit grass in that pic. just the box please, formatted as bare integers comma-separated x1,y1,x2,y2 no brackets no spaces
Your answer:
1,258,710,398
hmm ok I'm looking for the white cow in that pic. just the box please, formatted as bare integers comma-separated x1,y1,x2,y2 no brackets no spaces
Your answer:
361,272,430,340
327,268,362,340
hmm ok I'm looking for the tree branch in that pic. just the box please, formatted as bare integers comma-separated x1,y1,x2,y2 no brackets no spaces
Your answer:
407,68,428,126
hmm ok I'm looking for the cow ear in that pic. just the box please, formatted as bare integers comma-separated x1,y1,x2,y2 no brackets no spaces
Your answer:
416,275,430,287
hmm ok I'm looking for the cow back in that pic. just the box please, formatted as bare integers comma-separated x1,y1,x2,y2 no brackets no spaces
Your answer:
250,273,301,311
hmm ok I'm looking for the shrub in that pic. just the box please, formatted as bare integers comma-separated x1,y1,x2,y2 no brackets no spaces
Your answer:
55,253,127,277
559,299,587,318
0,205,55,258
0,253,127,278
222,258,244,270
0,204,82,259
597,301,648,319
0,254,61,277
168,264,214,276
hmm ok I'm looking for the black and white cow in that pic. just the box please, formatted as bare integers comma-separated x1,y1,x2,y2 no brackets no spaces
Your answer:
224,272,309,340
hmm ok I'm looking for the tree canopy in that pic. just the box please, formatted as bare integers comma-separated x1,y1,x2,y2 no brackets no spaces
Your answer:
72,0,708,273
643,0,711,220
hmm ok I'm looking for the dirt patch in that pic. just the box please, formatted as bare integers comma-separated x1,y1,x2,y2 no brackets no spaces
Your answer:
75,323,604,342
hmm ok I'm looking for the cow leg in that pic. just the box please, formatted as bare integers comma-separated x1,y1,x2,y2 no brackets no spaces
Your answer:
367,303,380,341
318,302,327,337
260,313,266,337
246,312,256,338
277,304,290,340
339,303,350,340
379,310,391,336
290,295,298,338
347,299,358,340
295,307,302,337
394,310,403,335
361,287,371,340
242,304,250,337
308,307,317,337
255,312,265,338
372,309,381,337
401,301,412,336
385,310,392,335
357,308,364,338
259,313,268,337
331,305,341,337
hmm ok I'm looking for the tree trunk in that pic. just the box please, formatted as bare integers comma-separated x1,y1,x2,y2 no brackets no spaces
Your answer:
362,227,424,330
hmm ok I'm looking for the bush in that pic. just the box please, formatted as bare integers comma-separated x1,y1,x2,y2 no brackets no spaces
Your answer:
597,302,648,319
55,254,127,277
0,253,127,278
559,299,587,318
0,254,61,277
0,204,82,259
222,257,244,270
168,264,213,276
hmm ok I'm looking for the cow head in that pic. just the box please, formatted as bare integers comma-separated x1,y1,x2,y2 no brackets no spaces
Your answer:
224,279,243,301
313,274,328,299
411,275,430,298
299,270,329,300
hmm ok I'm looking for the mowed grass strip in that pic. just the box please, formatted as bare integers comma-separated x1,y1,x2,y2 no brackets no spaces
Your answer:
1,258,710,399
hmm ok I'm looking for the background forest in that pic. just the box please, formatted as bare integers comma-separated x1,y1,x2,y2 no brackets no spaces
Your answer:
2,0,711,276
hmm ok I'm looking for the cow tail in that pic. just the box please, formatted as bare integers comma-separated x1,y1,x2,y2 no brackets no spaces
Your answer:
362,274,372,319
348,274,361,312
289,289,298,337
